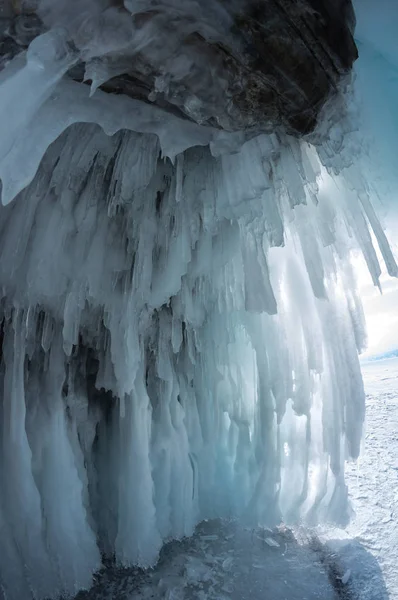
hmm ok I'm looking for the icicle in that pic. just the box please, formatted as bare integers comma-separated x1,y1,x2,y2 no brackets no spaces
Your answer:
0,26,396,600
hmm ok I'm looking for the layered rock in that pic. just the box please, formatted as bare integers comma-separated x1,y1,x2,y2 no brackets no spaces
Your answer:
0,0,357,135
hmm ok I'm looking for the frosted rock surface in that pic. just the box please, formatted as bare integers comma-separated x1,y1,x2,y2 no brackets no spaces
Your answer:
1,0,357,135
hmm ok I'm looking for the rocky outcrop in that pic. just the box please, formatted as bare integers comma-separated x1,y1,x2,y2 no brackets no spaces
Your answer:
0,0,357,135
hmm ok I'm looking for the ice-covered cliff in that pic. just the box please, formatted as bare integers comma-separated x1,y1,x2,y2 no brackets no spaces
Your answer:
0,1,396,598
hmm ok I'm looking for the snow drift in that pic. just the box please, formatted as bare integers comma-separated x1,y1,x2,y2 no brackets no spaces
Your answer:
0,2,396,599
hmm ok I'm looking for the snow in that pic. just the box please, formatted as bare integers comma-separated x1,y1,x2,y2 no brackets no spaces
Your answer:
74,520,340,600
320,358,398,600
0,4,398,600
346,358,398,598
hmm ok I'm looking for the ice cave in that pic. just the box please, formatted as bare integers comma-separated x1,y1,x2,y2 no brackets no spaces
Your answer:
0,0,397,598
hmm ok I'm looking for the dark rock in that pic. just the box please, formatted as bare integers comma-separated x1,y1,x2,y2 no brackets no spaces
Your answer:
0,0,358,136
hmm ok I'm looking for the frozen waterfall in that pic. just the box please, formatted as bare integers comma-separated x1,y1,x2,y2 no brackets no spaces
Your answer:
0,2,396,599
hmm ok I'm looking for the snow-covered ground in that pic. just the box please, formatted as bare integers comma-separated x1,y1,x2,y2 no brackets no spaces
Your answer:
76,519,343,600
330,357,398,600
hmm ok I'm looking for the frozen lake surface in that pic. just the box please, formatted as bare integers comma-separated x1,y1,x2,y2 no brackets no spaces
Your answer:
330,356,398,599
75,358,398,600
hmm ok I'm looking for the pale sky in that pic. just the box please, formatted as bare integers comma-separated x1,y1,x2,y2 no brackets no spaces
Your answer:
356,220,398,358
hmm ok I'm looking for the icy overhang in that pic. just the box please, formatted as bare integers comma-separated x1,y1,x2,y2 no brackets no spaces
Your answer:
1,0,357,136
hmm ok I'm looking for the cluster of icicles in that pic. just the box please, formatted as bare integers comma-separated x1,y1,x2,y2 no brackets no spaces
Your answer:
0,29,396,600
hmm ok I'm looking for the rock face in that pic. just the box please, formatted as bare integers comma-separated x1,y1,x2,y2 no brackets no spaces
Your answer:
0,0,357,133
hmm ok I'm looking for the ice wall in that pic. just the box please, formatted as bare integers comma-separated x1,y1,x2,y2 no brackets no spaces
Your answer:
0,19,396,600
353,0,398,204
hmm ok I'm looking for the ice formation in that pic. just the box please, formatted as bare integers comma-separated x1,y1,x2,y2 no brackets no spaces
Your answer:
0,3,396,599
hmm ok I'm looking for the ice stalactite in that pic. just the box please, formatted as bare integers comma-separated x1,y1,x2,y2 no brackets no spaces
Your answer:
0,24,396,600
352,0,398,207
